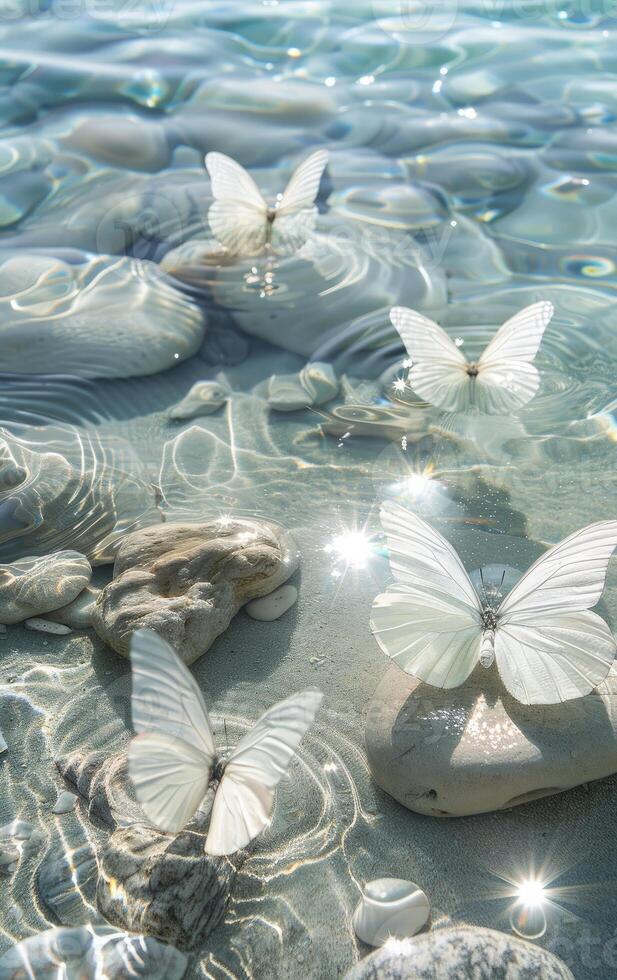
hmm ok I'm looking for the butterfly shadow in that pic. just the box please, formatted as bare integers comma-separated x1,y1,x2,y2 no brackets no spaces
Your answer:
376,658,617,817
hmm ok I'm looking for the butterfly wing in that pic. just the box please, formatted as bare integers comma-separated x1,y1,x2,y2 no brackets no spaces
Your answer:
270,149,328,256
371,503,483,688
130,629,216,762
389,307,471,412
205,152,268,255
474,301,554,414
495,521,617,704
204,689,322,856
128,732,212,833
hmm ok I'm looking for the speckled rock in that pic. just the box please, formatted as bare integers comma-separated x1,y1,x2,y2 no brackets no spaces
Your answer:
343,927,573,979
366,663,617,817
0,925,188,979
55,749,246,949
92,518,299,663
0,551,91,624
25,618,72,635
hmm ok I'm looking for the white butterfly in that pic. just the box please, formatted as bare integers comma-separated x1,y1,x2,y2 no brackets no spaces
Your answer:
127,629,322,855
204,149,329,257
390,301,554,414
371,503,617,705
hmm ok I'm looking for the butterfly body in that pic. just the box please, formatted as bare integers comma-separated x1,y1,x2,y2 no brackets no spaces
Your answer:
390,301,554,414
371,504,617,705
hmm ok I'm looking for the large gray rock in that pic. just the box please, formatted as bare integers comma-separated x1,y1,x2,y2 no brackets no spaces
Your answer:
55,749,246,950
343,926,573,979
0,926,187,980
0,252,204,378
366,663,617,817
0,551,91,624
92,518,299,663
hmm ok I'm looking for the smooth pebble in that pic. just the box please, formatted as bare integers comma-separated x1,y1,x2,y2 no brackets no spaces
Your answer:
51,791,77,815
245,584,298,622
25,618,73,636
169,378,230,420
267,362,339,412
353,878,430,947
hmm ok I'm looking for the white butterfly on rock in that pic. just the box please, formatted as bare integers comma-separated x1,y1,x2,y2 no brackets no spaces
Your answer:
390,301,554,414
371,503,617,705
204,149,329,257
128,629,322,855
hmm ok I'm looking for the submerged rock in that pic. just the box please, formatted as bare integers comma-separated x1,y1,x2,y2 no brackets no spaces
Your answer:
51,791,78,814
56,749,246,949
0,253,205,378
48,586,100,629
0,428,159,564
92,518,299,663
0,820,40,877
343,926,574,979
245,583,298,621
352,879,430,948
267,362,339,412
0,551,91,625
366,663,617,817
25,617,72,635
161,212,445,362
0,925,188,979
169,377,230,420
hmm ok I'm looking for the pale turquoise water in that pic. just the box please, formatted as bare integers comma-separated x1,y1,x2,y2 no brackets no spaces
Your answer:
0,2,616,978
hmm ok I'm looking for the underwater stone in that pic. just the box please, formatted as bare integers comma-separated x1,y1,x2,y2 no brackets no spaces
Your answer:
98,823,241,950
169,377,230,420
343,926,573,980
366,663,617,817
245,583,298,621
51,791,77,814
0,551,91,625
0,428,159,565
0,253,204,378
92,518,299,663
56,749,246,950
352,879,430,947
0,926,188,980
267,362,339,412
160,211,445,361
47,586,100,629
37,843,99,926
25,618,72,635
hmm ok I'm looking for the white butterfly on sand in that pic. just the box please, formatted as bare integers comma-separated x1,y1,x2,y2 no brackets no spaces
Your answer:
371,503,617,705
204,149,329,257
128,629,322,855
390,301,554,414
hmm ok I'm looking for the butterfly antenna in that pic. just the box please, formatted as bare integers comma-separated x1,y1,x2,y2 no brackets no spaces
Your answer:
479,566,487,604
223,719,229,755
499,568,506,590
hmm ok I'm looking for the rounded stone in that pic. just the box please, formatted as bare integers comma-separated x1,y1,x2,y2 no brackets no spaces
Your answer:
245,584,298,622
366,662,617,817
92,518,299,663
343,926,574,980
353,878,430,947
0,551,92,625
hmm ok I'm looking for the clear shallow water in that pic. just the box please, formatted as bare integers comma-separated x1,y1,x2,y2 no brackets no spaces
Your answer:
0,2,617,978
